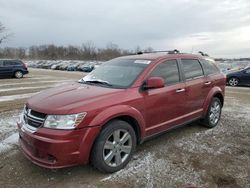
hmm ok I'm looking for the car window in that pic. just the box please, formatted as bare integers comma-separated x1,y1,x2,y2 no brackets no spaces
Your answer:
150,60,180,85
200,59,220,75
181,59,204,80
3,61,20,66
82,59,150,88
245,68,250,74
0,60,3,66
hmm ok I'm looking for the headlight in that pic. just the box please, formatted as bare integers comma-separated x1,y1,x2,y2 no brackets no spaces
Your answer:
43,113,87,130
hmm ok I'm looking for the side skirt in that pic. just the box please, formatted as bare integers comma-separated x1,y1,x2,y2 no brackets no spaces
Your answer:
140,117,201,144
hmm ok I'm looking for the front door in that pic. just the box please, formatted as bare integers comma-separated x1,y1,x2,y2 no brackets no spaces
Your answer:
143,59,186,136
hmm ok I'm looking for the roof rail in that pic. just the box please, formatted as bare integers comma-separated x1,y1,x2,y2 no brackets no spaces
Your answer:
198,51,209,56
137,49,180,55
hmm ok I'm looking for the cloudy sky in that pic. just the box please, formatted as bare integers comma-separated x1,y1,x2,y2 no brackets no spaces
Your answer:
0,0,250,57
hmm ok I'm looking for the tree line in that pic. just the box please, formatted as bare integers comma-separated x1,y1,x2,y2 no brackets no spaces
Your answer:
0,42,153,61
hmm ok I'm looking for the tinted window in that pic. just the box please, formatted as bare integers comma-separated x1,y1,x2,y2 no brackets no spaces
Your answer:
4,61,20,66
200,59,220,75
0,60,3,66
181,59,204,80
245,68,250,74
150,60,180,85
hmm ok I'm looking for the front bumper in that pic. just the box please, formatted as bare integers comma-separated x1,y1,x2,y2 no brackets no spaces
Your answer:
18,122,101,169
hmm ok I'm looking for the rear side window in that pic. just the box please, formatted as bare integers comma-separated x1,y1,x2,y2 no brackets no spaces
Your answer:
181,59,204,80
200,59,220,75
150,60,180,85
245,68,250,74
4,61,20,66
0,60,3,66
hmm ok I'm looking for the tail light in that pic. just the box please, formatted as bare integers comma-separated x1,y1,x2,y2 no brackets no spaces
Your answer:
22,61,28,69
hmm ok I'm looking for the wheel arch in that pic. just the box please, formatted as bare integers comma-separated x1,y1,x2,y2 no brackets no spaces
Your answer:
227,75,240,82
13,69,24,76
88,105,146,144
103,115,142,145
202,87,224,117
213,92,224,107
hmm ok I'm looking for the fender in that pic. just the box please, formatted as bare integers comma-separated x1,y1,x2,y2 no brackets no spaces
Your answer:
88,105,146,139
202,86,224,117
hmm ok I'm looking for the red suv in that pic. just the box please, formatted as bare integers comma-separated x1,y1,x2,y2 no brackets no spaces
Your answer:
18,51,225,172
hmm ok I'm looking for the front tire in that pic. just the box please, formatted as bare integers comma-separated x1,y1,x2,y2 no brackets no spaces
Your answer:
201,97,222,128
14,71,23,79
91,120,136,173
228,77,239,86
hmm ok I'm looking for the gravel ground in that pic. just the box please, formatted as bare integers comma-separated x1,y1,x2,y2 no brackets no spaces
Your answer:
0,69,249,188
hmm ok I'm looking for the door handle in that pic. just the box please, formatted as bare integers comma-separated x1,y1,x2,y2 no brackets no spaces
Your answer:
176,88,185,93
204,81,211,85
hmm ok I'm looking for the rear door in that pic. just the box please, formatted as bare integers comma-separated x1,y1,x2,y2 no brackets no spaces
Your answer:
240,68,250,85
3,61,15,75
180,59,206,119
143,59,186,136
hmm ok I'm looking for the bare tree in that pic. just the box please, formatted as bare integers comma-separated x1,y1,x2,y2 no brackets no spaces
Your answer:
0,22,10,45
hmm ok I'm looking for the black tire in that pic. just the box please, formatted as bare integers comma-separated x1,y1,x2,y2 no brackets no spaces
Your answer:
228,77,239,86
201,97,222,128
14,71,23,79
91,120,136,173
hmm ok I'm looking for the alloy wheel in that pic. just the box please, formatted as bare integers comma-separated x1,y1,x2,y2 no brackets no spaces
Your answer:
229,78,239,86
209,101,221,125
15,71,23,78
103,129,132,167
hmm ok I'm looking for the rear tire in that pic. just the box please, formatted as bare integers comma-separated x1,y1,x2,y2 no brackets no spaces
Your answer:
201,97,222,128
228,77,239,86
91,120,136,173
14,71,23,79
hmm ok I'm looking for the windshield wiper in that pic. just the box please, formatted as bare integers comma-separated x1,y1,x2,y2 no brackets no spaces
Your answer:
79,79,113,86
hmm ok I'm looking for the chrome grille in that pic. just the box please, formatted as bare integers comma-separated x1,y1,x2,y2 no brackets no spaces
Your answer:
24,107,46,128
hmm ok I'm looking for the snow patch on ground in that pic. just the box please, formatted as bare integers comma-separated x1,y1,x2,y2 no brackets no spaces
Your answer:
0,80,73,87
101,152,203,187
0,111,21,154
0,93,39,102
0,86,53,92
0,133,19,154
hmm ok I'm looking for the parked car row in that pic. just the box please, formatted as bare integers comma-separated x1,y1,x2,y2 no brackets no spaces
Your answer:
27,60,103,72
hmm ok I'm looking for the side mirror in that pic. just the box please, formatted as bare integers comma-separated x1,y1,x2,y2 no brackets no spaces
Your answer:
144,77,165,89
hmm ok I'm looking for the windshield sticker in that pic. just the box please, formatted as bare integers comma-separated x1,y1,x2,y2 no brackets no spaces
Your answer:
134,60,151,64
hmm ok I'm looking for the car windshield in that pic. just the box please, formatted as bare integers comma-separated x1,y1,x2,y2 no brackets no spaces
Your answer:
79,59,151,88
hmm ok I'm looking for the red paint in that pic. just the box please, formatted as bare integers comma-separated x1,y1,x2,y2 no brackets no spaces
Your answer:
18,53,225,169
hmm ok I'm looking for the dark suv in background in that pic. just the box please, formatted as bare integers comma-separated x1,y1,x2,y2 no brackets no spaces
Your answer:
0,59,29,78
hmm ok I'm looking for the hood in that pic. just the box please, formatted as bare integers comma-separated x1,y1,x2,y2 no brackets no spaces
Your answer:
27,82,123,114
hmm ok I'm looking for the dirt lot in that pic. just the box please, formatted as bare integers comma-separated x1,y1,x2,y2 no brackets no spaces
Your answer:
0,69,249,188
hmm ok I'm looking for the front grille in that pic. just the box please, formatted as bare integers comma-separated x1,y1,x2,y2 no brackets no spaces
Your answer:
24,108,46,128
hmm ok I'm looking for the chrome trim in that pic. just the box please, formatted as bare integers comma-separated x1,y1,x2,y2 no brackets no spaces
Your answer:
21,122,38,133
176,88,185,93
23,108,46,130
27,110,45,121
204,81,212,85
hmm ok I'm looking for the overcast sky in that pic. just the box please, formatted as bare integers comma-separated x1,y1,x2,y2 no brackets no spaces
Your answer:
0,0,250,57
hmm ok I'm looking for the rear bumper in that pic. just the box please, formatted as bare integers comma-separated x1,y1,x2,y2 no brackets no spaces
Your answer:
23,70,29,75
18,123,101,169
